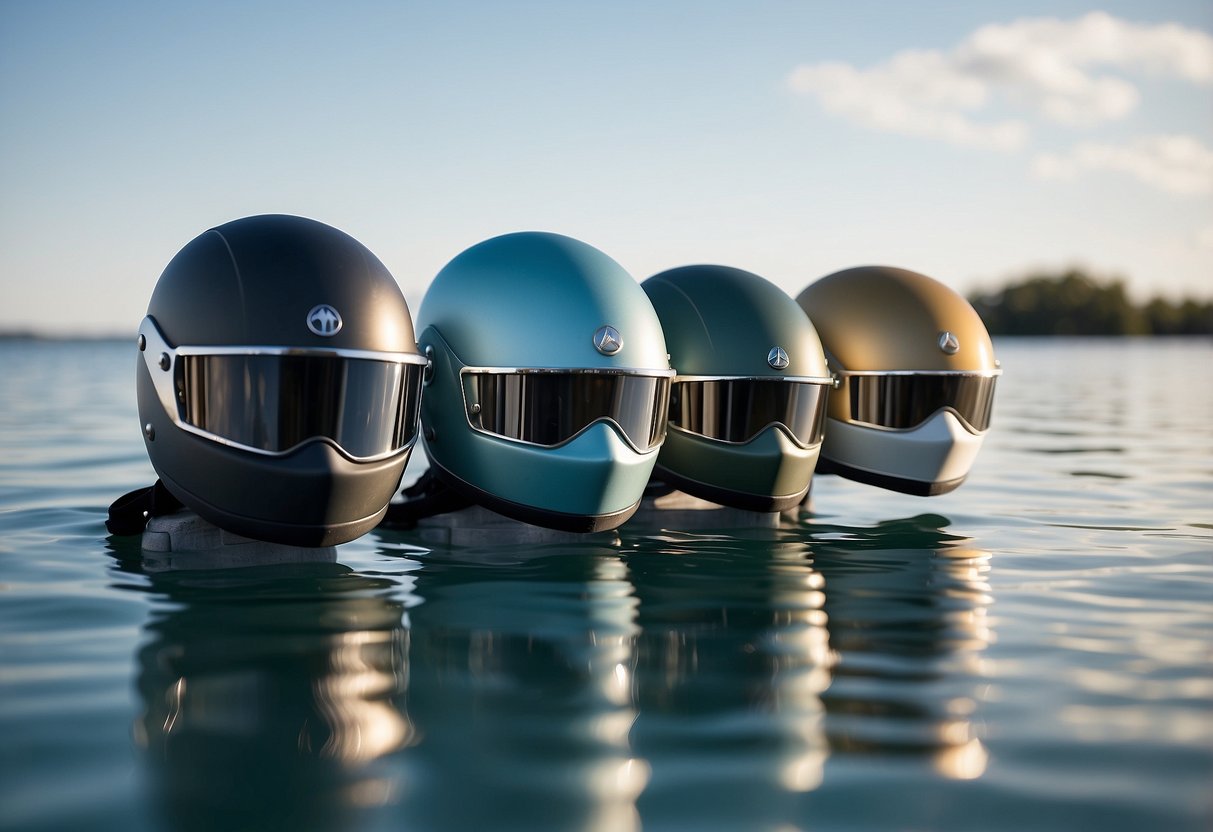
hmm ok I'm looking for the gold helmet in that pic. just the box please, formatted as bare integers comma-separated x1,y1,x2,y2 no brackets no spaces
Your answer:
796,266,1000,496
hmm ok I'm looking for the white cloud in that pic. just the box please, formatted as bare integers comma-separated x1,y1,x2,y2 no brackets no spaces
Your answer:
788,55,1028,151
1032,135,1213,196
954,12,1213,125
787,11,1213,146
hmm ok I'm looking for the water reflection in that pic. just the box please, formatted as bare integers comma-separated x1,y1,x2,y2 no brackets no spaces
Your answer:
108,508,995,832
119,554,416,832
807,513,994,781
376,509,994,830
619,526,833,829
392,542,646,832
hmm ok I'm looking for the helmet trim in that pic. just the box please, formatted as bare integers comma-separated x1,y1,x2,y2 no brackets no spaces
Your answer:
674,373,835,384
833,369,1002,378
463,365,676,376
816,456,968,497
666,421,818,449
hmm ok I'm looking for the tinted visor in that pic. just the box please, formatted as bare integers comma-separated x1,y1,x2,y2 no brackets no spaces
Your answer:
462,370,672,452
669,378,831,448
840,372,998,432
178,354,423,460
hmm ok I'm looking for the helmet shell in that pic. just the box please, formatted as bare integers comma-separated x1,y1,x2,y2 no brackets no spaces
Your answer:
136,214,421,546
797,266,997,373
419,232,668,370
796,265,998,495
417,232,671,531
147,215,415,353
643,265,830,512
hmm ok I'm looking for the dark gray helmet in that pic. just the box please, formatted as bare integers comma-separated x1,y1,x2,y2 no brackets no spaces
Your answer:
136,215,426,546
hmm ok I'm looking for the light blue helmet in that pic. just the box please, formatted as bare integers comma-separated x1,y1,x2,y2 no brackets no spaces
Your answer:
415,232,674,532
642,265,833,511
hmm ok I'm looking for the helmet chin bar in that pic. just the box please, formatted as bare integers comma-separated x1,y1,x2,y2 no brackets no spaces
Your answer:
655,423,821,512
435,421,658,533
818,410,987,496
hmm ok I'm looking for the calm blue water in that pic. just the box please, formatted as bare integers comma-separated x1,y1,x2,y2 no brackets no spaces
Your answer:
1,337,1210,832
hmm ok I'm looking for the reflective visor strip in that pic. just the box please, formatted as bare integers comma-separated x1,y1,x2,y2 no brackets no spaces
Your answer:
139,316,428,462
667,376,834,448
460,368,675,453
837,370,1000,433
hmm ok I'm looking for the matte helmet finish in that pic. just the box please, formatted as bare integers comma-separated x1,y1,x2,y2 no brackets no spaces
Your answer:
136,214,425,546
796,265,1000,496
416,231,674,532
643,265,833,512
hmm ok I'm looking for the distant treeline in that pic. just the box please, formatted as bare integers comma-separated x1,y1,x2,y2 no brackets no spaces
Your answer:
968,270,1213,336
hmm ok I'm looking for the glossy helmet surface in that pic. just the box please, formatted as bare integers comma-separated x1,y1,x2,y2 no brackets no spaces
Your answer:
136,214,426,545
643,265,833,511
416,232,674,532
796,265,1000,496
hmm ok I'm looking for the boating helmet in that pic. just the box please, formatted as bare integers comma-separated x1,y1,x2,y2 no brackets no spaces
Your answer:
795,266,1000,496
416,231,674,532
136,214,427,546
642,265,833,511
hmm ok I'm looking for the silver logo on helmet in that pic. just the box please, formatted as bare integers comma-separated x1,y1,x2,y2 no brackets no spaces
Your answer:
307,304,343,337
593,325,623,355
767,346,790,370
938,331,960,355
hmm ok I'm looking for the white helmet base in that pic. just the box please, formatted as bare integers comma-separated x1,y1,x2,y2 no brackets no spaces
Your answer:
819,410,986,496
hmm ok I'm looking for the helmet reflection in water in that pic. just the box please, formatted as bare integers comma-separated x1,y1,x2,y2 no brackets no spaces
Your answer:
810,514,994,781
415,232,674,532
398,545,647,831
796,266,1000,496
642,265,833,512
131,563,415,832
137,214,427,546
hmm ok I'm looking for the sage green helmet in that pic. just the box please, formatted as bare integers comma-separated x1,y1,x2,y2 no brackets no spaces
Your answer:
642,265,833,512
416,232,674,532
796,266,1000,496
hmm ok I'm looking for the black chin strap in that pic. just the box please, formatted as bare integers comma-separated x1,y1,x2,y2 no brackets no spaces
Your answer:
106,480,183,535
378,469,475,530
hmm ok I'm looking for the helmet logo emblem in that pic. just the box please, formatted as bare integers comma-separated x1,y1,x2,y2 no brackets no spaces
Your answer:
307,304,343,337
767,346,790,370
593,325,623,355
938,331,960,355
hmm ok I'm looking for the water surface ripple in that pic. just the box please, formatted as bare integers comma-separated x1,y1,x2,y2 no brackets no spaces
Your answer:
0,337,1209,831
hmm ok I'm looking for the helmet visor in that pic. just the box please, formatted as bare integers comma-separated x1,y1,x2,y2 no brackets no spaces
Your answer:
177,354,424,460
839,371,999,432
668,377,832,448
461,369,673,453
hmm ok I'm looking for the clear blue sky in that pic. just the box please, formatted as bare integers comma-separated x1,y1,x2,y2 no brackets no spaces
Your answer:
2,0,1210,335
